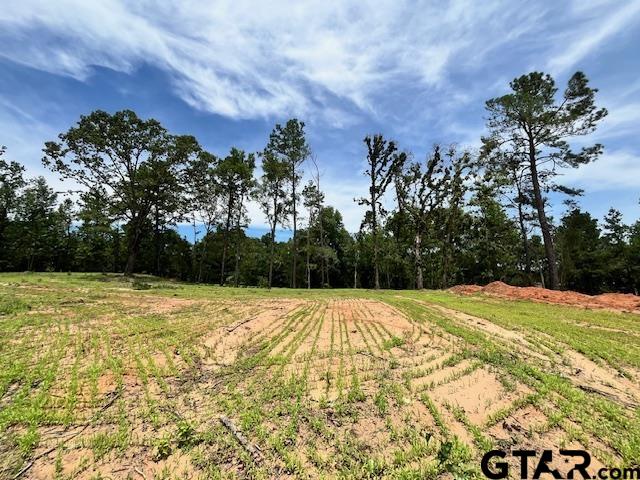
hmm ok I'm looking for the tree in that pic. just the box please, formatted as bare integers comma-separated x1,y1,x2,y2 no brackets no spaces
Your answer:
53,198,76,272
187,151,220,282
265,119,310,288
396,145,451,289
480,149,536,279
302,180,324,288
467,185,521,284
43,110,200,275
317,206,351,287
556,207,605,294
148,135,199,276
308,155,329,286
0,147,25,267
76,188,118,272
13,177,58,271
215,148,255,285
357,134,406,289
483,72,607,289
601,208,631,292
438,146,474,288
255,150,289,289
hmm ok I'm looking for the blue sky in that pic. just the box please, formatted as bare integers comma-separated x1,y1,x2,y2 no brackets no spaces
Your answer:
1,0,639,239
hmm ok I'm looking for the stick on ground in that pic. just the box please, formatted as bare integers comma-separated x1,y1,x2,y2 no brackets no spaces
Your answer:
219,415,263,463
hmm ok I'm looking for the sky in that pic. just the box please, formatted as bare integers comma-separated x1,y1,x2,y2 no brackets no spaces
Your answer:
1,0,639,240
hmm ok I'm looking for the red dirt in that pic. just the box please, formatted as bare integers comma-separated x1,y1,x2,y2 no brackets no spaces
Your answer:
449,281,640,313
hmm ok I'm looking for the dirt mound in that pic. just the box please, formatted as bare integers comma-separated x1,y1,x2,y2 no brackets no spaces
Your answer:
595,292,640,311
448,284,483,295
450,281,640,313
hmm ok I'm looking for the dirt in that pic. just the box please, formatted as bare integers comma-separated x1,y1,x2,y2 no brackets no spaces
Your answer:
561,349,640,408
5,287,633,479
487,404,548,443
424,301,640,409
426,303,552,363
203,300,305,365
430,367,529,425
105,294,201,314
450,281,640,313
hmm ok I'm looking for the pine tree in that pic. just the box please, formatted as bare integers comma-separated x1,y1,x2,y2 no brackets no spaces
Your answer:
483,72,607,289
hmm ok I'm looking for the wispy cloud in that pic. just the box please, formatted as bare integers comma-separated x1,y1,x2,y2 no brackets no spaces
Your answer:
560,150,640,191
0,0,548,123
547,0,640,74
1,0,639,229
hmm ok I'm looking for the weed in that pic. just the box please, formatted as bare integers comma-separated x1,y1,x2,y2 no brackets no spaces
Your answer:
383,336,405,350
153,435,173,461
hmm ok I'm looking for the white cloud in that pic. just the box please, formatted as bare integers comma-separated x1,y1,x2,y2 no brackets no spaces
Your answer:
559,150,640,191
594,103,640,141
547,0,640,74
0,0,545,123
2,0,639,232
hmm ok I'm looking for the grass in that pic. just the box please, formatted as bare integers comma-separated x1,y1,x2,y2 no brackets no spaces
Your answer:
0,272,639,479
404,289,640,371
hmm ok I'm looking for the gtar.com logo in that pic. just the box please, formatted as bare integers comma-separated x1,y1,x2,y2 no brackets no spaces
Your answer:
481,449,640,479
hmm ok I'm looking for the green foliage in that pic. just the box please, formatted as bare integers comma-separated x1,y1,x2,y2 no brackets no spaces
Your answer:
383,336,405,350
556,207,606,294
264,119,311,288
0,296,29,315
357,134,408,290
153,435,173,461
43,109,200,275
176,419,197,448
482,71,607,290
0,92,631,295
215,147,256,285
131,278,152,290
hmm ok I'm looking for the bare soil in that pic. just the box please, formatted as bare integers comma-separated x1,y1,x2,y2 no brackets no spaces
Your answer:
3,280,635,479
450,281,640,313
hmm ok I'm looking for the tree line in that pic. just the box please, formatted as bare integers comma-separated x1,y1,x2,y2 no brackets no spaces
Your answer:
1,71,638,294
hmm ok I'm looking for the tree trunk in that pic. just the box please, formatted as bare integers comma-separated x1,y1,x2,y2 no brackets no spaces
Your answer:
220,195,234,286
537,256,546,288
198,234,208,283
353,248,358,289
112,227,120,273
441,223,452,289
65,223,72,272
234,229,241,287
513,172,531,277
528,139,559,290
268,193,279,290
415,232,423,290
124,221,142,276
318,207,325,287
191,216,198,281
292,172,298,289
306,213,311,289
516,202,531,276
153,206,161,276
28,247,35,271
268,230,275,289
233,193,244,287
371,180,380,290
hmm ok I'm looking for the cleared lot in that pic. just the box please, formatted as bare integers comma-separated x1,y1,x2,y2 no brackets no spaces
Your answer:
1,274,639,479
